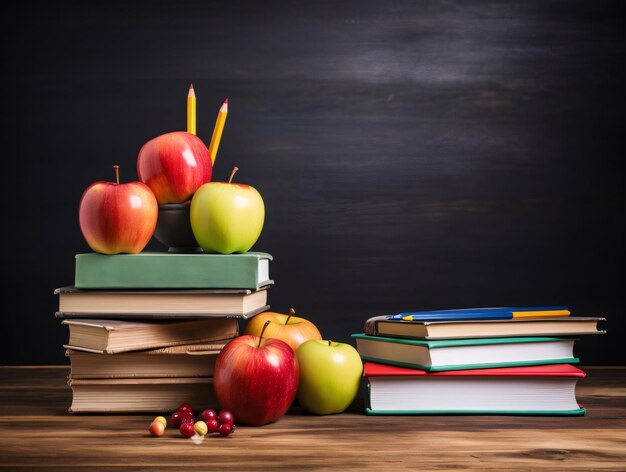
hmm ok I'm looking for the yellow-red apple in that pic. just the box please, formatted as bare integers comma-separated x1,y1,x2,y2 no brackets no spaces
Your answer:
79,165,158,254
244,308,322,352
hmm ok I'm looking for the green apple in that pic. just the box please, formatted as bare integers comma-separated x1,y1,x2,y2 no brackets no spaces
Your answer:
190,167,265,254
295,339,363,415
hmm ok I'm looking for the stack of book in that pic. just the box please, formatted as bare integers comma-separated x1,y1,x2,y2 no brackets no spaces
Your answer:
54,251,273,413
352,306,606,416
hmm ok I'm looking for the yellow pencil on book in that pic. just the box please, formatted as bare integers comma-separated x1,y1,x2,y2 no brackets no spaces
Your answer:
387,306,571,321
187,84,196,135
208,99,228,165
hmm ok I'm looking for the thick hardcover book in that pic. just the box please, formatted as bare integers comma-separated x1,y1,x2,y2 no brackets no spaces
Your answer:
74,251,273,290
364,316,606,340
351,333,579,372
54,286,269,319
65,341,229,378
62,318,238,354
68,377,219,413
363,362,586,415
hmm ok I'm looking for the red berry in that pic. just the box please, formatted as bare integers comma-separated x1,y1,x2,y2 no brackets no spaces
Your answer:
148,420,165,437
217,409,234,426
171,411,184,427
200,409,217,423
179,422,195,438
217,423,235,437
181,410,195,423
206,418,219,433
177,402,194,416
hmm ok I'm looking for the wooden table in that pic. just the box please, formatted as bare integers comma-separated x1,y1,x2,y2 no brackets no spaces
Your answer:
0,366,624,470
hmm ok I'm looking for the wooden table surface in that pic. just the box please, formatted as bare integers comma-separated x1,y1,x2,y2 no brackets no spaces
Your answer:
0,366,624,471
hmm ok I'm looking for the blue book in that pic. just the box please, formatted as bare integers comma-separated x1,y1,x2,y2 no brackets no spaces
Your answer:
386,306,570,321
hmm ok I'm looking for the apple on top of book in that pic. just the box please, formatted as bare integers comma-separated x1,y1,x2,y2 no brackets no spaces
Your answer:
190,166,265,254
79,165,158,254
137,131,213,204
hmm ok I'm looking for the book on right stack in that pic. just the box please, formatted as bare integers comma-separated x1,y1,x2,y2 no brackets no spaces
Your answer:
352,306,606,416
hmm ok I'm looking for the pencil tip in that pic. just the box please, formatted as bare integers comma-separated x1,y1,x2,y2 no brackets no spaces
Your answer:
224,98,228,104
189,83,194,90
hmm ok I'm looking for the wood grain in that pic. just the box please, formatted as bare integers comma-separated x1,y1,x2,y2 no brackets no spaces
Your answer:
0,366,624,470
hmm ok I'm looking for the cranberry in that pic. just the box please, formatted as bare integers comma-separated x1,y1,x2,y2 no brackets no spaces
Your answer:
200,409,217,423
181,410,195,423
177,402,194,416
217,409,234,426
171,410,184,427
206,418,219,433
148,420,165,437
217,423,235,437
179,421,195,438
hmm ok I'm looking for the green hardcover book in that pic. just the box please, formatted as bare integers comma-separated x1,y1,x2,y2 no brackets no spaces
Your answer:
351,333,579,372
74,251,273,290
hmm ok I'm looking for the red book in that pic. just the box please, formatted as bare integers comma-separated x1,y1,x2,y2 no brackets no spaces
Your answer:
364,361,586,377
363,362,586,415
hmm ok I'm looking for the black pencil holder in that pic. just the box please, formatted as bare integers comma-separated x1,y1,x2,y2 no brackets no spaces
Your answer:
153,203,203,253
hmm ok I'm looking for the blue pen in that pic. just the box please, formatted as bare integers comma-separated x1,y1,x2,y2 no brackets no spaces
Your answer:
386,306,569,321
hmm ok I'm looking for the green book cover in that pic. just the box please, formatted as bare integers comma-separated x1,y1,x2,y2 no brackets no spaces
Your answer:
351,333,571,348
75,251,273,290
351,333,579,372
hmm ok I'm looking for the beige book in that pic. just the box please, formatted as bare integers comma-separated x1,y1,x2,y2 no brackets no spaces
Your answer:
62,318,238,354
368,316,606,340
55,286,269,318
66,341,229,379
68,377,218,413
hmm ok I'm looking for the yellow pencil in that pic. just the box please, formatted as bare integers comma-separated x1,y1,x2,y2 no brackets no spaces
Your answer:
208,99,228,165
511,309,570,318
187,84,196,135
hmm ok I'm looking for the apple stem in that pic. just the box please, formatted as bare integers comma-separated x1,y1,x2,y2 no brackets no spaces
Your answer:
113,165,120,185
258,320,271,348
328,340,332,346
285,308,295,325
228,166,239,184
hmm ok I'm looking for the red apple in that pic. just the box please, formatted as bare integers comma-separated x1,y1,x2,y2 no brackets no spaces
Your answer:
213,321,299,426
79,165,158,254
244,308,322,352
137,131,212,204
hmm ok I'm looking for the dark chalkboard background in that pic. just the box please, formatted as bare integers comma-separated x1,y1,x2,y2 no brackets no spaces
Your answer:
2,0,623,365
